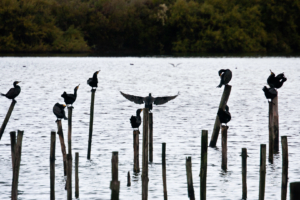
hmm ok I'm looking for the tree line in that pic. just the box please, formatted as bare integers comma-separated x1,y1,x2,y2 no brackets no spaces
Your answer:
0,0,300,54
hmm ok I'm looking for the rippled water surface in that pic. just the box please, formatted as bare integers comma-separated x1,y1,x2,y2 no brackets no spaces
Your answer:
0,57,300,200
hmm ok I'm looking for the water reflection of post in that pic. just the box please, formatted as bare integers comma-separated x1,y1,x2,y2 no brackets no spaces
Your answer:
87,89,96,160
0,100,17,140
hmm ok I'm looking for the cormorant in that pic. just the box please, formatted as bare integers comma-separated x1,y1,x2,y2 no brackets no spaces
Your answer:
130,109,143,130
53,103,68,122
87,70,100,89
1,81,21,101
267,70,287,89
61,84,80,107
217,69,232,88
120,92,179,111
217,105,231,125
262,86,277,101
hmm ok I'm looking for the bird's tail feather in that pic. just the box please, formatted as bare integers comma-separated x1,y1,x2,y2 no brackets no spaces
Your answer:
216,84,222,88
64,116,68,120
1,93,5,96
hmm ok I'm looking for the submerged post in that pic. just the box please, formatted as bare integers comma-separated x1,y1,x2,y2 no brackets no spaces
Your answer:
0,100,17,140
186,157,195,200
75,152,79,198
281,136,288,200
67,154,72,200
133,130,140,173
221,126,228,171
241,148,247,200
149,113,153,162
290,182,300,200
209,85,231,147
87,89,96,160
268,102,274,164
272,96,279,153
142,108,149,200
57,120,67,176
162,143,167,200
259,144,266,200
50,131,56,200
110,152,120,200
10,131,16,169
200,130,208,200
127,171,131,187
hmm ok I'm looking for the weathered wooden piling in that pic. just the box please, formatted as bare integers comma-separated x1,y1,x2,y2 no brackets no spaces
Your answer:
110,152,120,200
272,96,279,153
268,102,274,164
281,136,288,200
133,130,140,173
259,144,266,200
162,143,167,200
50,131,56,200
221,126,228,171
10,131,16,169
200,130,208,200
67,154,72,200
57,120,67,176
290,182,300,200
87,89,96,160
209,85,231,147
0,100,16,140
186,157,195,200
149,113,153,162
241,148,247,200
11,130,24,200
67,107,73,156
75,152,79,198
127,171,131,187
142,108,149,200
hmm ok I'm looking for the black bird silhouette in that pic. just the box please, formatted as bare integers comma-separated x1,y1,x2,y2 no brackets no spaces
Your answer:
217,105,231,125
262,86,277,101
1,81,21,101
169,63,181,67
267,70,287,89
217,69,232,88
61,84,80,107
120,92,179,111
130,109,143,130
53,103,68,122
87,71,100,89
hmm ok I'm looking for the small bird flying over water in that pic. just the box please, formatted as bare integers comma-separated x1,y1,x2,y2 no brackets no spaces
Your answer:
61,84,80,108
1,81,21,101
217,105,231,125
267,70,287,89
120,92,179,111
87,70,100,89
262,86,277,101
169,63,181,67
53,103,68,122
130,109,143,130
217,69,232,88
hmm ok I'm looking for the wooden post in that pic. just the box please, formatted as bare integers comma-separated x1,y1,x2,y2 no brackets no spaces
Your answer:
57,120,67,176
272,96,279,153
259,144,266,200
142,108,149,200
68,107,73,156
186,157,195,200
110,152,120,200
67,154,72,200
162,143,167,200
221,126,228,171
149,113,153,162
50,131,56,200
87,89,96,160
200,130,208,200
11,130,24,200
0,100,16,140
127,171,131,187
281,136,288,200
209,85,231,147
290,182,300,200
133,130,140,173
268,102,274,164
75,152,79,199
10,131,16,169
241,148,247,200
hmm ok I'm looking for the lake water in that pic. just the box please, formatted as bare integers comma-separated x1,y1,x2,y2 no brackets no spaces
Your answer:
0,57,299,200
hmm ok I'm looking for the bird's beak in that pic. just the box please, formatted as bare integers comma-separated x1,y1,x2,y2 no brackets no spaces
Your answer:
63,104,66,107
97,70,100,74
76,84,80,89
17,81,21,84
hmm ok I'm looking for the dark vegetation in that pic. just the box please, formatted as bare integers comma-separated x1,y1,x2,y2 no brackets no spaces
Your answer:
1,0,300,54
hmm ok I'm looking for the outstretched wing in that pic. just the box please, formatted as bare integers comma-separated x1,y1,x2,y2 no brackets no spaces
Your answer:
153,93,179,105
120,91,144,104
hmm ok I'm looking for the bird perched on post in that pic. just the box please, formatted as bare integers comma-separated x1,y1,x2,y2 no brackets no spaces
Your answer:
217,105,231,125
61,84,80,108
267,70,287,89
130,109,143,130
120,92,179,111
262,86,277,101
53,103,68,122
87,70,100,89
1,81,21,102
217,69,232,88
